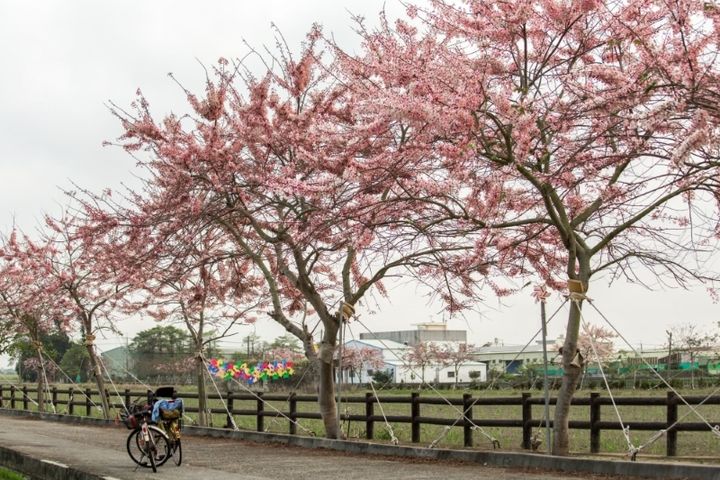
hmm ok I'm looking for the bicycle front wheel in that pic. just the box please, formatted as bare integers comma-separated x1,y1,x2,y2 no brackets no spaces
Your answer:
127,427,170,469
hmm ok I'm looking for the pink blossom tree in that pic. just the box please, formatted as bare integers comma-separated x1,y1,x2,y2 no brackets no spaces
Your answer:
0,230,67,412
669,323,717,389
264,347,305,363
404,342,442,384
577,324,617,365
440,343,476,386
106,31,481,438
338,346,385,384
347,0,720,453
32,213,130,419
120,224,263,426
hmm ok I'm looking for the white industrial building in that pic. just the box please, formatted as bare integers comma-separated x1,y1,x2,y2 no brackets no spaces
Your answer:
343,339,487,384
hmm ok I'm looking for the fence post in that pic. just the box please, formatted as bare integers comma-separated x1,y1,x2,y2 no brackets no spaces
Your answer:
289,393,297,435
256,392,264,432
51,386,58,410
666,391,678,457
68,387,75,415
590,392,601,453
365,392,375,440
411,392,420,443
22,386,28,410
463,393,474,447
124,388,131,410
85,388,92,416
521,392,532,450
10,385,15,409
225,391,234,429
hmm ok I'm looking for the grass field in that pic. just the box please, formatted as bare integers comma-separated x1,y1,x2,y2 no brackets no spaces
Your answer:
0,466,26,480
3,381,720,460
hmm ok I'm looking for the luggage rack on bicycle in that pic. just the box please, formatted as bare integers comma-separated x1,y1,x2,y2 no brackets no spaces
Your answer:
120,386,184,472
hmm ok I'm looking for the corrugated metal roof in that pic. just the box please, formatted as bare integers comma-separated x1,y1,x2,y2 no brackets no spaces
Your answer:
383,358,486,367
345,339,410,350
474,343,554,355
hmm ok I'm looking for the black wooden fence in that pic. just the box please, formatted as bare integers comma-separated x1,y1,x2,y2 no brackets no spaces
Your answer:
1,384,717,457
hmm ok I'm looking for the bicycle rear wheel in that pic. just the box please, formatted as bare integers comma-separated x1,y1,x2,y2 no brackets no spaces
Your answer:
171,439,182,466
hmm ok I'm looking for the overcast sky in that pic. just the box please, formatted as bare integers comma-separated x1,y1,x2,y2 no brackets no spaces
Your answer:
0,1,718,368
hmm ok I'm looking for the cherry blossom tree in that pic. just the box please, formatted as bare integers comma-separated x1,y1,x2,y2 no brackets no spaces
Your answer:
121,224,262,426
337,346,385,384
577,324,617,365
347,0,720,453
151,356,195,384
0,231,66,412
670,323,717,389
33,213,130,419
106,30,481,438
404,342,442,384
440,343,475,386
264,347,305,363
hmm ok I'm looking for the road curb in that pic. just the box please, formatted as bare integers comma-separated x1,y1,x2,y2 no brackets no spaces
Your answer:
1,408,718,480
186,425,720,480
0,444,106,480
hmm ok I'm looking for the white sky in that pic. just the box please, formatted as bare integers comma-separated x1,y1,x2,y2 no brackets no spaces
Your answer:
0,0,717,368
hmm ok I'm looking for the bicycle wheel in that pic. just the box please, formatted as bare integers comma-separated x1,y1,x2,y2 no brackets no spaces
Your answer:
148,443,157,473
127,427,170,469
171,438,182,466
127,430,148,468
148,426,171,468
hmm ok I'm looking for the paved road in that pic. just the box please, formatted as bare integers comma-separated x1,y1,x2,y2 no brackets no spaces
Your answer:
0,415,626,480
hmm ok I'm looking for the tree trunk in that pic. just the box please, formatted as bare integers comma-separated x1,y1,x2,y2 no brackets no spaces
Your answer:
85,344,110,419
36,368,45,414
36,347,46,413
318,351,341,438
552,295,584,455
196,356,208,426
317,317,341,439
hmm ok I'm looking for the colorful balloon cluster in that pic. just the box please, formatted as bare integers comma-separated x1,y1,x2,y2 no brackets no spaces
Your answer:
207,358,295,384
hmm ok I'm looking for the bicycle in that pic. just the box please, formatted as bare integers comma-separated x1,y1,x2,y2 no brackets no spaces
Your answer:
122,403,170,472
120,387,182,472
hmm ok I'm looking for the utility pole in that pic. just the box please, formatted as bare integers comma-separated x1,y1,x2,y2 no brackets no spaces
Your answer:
540,300,552,452
336,311,345,429
666,330,673,377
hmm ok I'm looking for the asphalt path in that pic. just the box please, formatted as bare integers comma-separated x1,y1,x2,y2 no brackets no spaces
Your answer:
0,415,632,480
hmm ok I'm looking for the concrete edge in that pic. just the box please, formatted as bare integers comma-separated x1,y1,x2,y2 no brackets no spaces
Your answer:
1,408,718,480
0,443,105,480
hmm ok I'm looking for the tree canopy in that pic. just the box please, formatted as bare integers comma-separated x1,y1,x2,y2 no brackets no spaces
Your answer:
1,0,719,446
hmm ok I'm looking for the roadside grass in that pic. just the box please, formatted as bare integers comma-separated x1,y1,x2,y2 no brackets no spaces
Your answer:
0,466,26,480
5,383,720,458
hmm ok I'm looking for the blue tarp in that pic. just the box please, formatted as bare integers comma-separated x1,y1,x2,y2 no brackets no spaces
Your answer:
151,398,183,422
